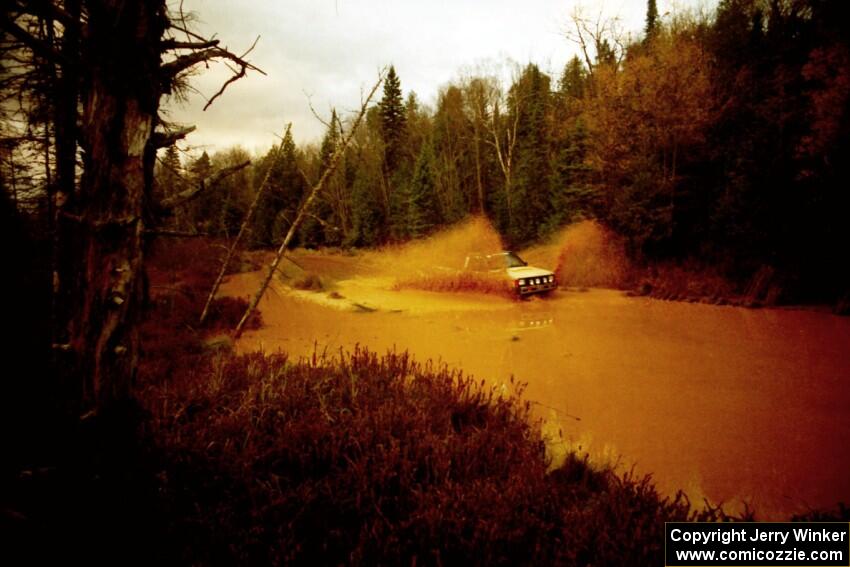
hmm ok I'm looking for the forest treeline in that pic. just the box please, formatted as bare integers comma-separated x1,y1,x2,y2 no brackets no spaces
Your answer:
2,0,849,302
149,0,850,303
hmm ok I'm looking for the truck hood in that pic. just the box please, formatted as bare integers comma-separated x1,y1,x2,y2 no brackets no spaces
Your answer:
506,266,554,280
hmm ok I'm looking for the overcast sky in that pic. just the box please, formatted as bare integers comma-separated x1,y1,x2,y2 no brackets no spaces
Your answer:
165,0,713,155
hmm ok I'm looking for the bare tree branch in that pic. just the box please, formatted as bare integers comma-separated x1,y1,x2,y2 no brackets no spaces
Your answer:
160,38,219,51
235,69,387,335
0,16,65,64
9,0,78,28
199,124,292,324
160,47,219,77
306,94,333,129
159,159,250,210
203,62,246,111
151,125,196,149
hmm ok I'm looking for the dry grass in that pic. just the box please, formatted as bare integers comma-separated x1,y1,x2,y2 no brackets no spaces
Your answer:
393,270,515,298
381,216,519,298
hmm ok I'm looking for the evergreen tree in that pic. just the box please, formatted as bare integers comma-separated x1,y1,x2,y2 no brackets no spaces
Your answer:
379,66,407,174
155,144,182,201
546,117,595,235
645,0,659,40
433,85,474,221
511,64,552,244
190,151,212,180
558,56,587,100
252,128,306,247
405,141,442,238
186,151,212,230
300,110,340,247
349,166,385,247
595,38,617,67
153,144,185,229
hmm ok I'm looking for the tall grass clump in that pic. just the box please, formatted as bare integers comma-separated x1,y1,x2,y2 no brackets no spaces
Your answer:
393,270,515,298
140,347,718,566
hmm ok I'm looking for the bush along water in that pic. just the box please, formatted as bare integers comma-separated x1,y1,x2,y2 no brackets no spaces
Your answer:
139,346,730,566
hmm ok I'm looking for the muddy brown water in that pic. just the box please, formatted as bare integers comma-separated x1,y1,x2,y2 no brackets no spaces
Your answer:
222,255,850,520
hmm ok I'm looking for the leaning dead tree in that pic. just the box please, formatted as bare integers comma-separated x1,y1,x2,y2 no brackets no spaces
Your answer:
199,123,292,325
157,157,252,211
234,71,386,336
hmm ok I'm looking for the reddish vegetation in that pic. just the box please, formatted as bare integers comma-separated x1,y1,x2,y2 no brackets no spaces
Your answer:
633,262,740,303
393,271,516,298
139,347,729,565
546,221,780,307
140,239,261,382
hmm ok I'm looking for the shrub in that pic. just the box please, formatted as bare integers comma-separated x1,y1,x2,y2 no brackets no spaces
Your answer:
139,238,261,384
141,347,715,566
291,272,324,291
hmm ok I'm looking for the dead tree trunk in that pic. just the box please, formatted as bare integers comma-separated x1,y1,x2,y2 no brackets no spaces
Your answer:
61,0,169,408
199,124,291,325
235,72,385,336
6,0,262,411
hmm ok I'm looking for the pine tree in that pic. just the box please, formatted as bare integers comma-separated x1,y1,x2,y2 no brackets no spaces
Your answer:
558,56,587,100
349,162,385,247
379,65,407,174
300,110,339,247
405,141,442,238
155,144,182,201
154,144,184,229
512,64,552,244
595,38,617,67
547,117,595,234
251,129,307,246
433,85,472,222
186,151,212,230
645,0,659,40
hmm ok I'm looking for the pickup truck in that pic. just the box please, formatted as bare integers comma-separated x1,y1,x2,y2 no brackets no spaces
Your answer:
464,251,557,297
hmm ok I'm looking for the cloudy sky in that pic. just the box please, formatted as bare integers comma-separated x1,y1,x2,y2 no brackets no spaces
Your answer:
165,0,712,154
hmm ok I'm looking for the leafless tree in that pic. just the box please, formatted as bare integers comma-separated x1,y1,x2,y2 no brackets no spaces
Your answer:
564,4,629,75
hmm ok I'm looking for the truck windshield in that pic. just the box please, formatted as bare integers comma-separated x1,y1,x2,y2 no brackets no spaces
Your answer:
504,252,527,268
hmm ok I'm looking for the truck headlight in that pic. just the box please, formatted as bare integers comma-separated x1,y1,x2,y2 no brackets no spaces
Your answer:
518,279,526,286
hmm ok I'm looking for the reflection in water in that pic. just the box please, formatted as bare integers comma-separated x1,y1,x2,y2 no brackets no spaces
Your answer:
514,313,556,331
224,271,850,520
